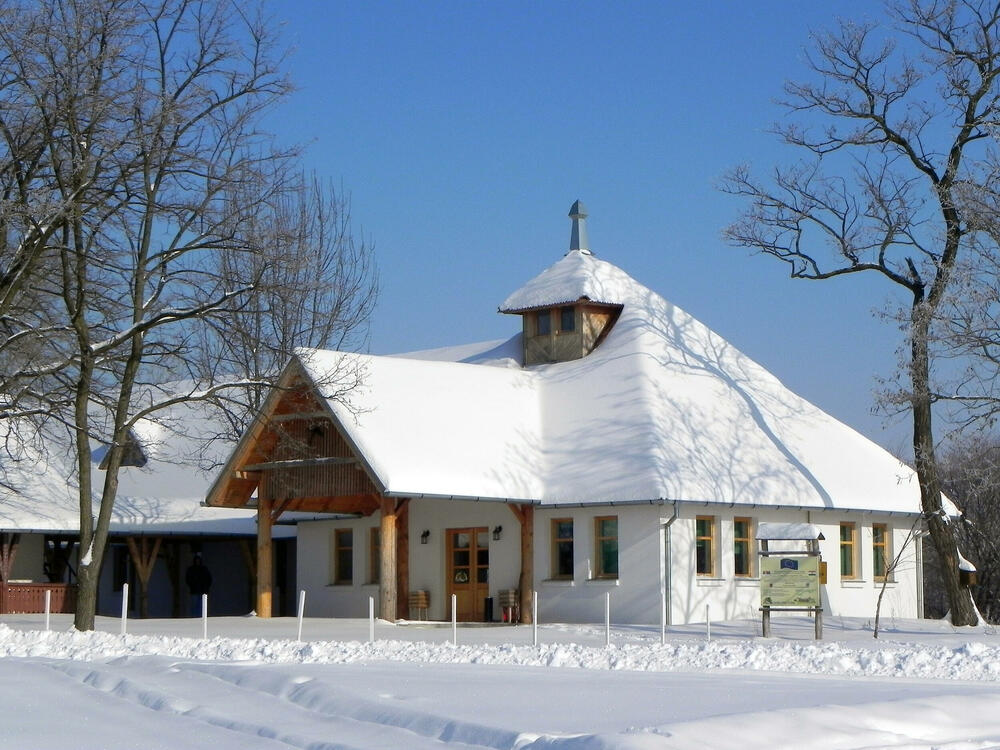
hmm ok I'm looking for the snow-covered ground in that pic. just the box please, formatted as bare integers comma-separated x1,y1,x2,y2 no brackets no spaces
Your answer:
4,614,1000,749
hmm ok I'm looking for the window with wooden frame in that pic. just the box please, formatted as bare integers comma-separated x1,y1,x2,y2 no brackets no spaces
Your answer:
733,517,754,577
840,522,858,579
594,516,618,578
368,527,380,584
872,523,891,582
332,528,353,584
536,309,551,336
696,516,716,576
551,518,574,579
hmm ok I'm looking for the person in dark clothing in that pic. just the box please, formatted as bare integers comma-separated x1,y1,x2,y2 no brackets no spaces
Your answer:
185,554,212,615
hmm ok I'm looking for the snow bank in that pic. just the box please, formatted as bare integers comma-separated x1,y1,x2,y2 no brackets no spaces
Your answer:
5,622,1000,683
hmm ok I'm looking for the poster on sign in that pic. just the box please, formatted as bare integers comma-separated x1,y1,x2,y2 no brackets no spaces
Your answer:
760,556,820,608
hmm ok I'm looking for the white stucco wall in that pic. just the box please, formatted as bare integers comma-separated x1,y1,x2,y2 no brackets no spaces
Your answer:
664,505,920,626
534,504,667,625
296,501,923,625
296,498,520,621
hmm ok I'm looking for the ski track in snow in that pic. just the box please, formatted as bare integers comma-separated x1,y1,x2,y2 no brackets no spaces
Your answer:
44,658,514,750
9,620,1000,749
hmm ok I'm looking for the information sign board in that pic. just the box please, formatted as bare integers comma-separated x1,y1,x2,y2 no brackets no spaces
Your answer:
760,556,820,608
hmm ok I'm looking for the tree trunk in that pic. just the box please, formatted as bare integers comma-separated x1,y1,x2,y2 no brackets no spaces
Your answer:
911,302,978,626
74,561,99,630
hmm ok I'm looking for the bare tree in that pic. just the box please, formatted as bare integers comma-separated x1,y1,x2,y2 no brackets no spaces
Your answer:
191,174,378,441
874,517,922,637
934,435,1000,622
0,0,373,630
720,0,1000,626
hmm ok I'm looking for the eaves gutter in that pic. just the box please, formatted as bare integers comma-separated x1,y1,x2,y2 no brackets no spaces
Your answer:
383,491,924,516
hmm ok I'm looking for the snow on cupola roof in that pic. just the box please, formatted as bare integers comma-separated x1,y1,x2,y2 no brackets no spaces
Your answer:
499,202,634,313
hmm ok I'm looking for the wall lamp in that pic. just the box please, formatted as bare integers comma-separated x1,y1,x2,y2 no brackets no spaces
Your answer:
420,529,430,545
492,525,503,541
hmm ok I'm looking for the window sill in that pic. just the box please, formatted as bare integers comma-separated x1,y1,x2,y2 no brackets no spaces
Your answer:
586,578,620,586
734,577,760,585
696,577,725,587
542,578,575,587
326,583,354,587
840,579,867,588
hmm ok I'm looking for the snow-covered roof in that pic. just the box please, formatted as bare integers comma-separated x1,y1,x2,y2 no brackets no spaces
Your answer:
0,402,291,537
295,249,935,515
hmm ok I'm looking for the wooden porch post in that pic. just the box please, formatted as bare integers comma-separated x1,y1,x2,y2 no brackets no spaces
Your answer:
509,504,534,624
239,539,257,613
0,533,20,583
166,542,182,618
395,499,410,619
126,536,162,618
257,489,273,618
379,497,398,621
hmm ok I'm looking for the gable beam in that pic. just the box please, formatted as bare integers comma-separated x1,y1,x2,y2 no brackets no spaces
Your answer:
242,456,360,472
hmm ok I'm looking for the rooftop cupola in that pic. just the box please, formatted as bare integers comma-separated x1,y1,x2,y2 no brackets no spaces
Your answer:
568,200,591,255
499,201,622,366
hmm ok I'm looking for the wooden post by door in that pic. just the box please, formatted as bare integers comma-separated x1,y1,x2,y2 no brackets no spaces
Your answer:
257,490,273,618
379,497,398,621
509,504,534,624
395,499,409,619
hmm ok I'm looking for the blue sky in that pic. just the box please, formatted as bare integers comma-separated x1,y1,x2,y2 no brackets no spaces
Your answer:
268,1,913,453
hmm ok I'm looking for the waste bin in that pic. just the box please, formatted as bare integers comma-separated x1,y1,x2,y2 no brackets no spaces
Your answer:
484,597,493,622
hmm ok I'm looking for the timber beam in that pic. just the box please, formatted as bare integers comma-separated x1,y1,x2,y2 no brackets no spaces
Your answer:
508,503,534,624
241,456,359,472
126,536,162,619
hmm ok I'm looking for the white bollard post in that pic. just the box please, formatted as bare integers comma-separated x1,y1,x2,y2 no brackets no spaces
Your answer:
452,594,457,646
120,582,129,635
605,591,611,647
532,591,538,647
369,596,375,643
44,589,51,633
706,604,711,641
660,590,666,645
202,593,208,639
296,590,306,641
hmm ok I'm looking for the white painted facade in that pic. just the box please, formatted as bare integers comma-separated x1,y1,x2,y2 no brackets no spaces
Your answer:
296,500,921,624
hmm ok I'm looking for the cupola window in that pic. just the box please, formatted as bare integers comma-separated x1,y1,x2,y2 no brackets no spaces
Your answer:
536,310,551,336
560,306,575,332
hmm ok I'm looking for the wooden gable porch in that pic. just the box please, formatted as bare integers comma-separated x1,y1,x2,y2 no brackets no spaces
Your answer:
206,359,535,623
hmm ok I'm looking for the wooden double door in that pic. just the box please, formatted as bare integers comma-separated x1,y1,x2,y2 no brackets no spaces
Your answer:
446,527,489,622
